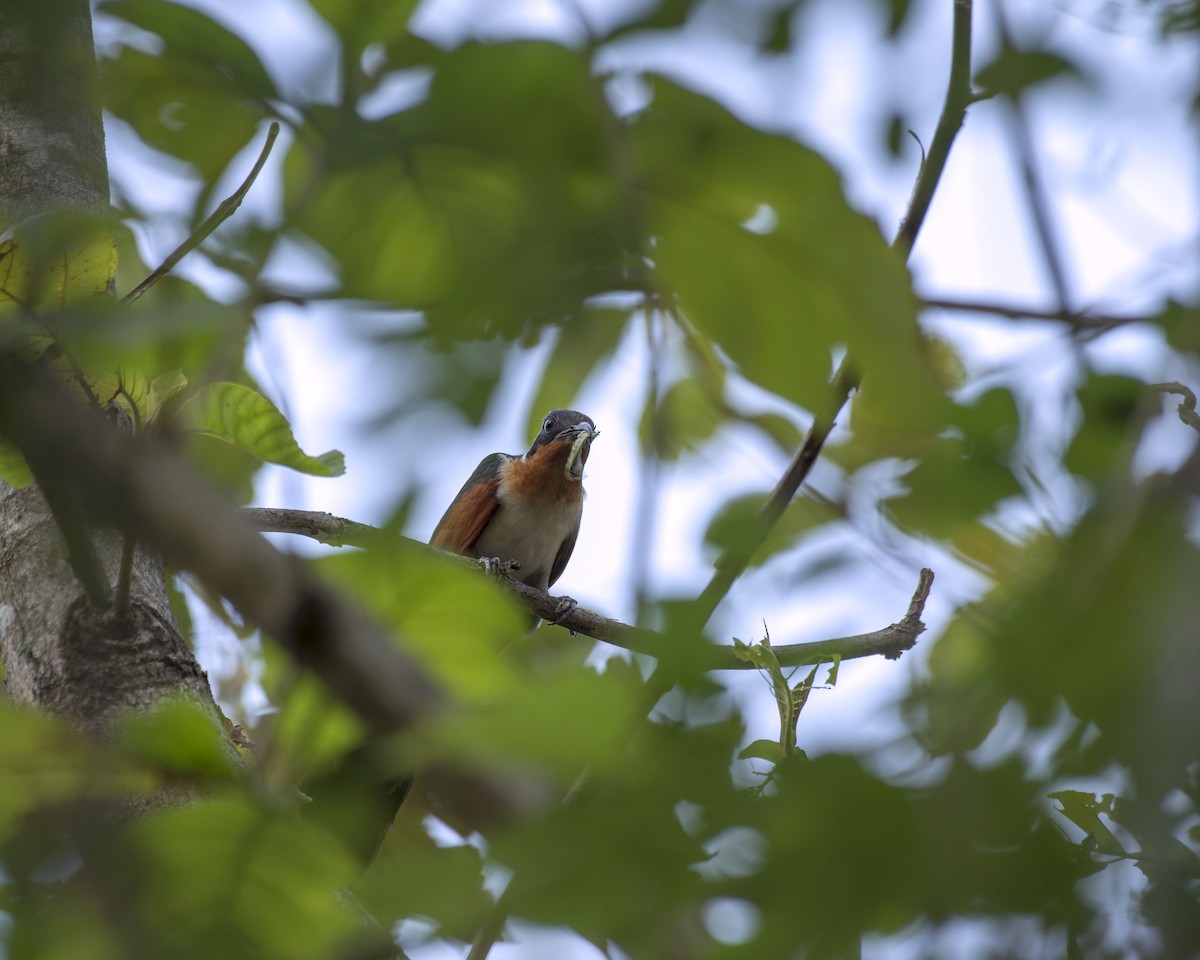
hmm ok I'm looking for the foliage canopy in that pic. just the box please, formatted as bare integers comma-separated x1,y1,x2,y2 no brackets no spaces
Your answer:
2,0,1199,958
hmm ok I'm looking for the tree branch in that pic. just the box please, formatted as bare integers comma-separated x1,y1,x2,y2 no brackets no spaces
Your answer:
122,122,280,305
692,0,974,625
992,3,1072,312
919,295,1145,331
893,0,976,260
240,507,934,669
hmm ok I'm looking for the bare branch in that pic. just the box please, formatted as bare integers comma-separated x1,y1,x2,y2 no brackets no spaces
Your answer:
122,122,280,306
240,506,934,670
920,295,1146,331
240,507,383,548
992,3,1072,312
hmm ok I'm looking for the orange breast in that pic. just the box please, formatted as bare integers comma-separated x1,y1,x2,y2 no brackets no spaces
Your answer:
500,437,587,505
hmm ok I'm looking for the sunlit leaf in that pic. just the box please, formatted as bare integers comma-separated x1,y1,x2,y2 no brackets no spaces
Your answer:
0,442,34,488
0,212,116,319
181,381,345,476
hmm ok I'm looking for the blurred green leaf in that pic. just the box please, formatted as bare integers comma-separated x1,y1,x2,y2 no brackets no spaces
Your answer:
640,373,726,459
1049,791,1126,857
0,212,116,321
762,3,796,52
101,0,276,97
637,78,944,443
1158,299,1200,355
976,48,1082,98
181,381,345,476
417,663,644,781
0,705,153,835
740,738,785,763
123,798,363,960
100,1,272,179
287,41,626,340
606,0,699,40
358,814,490,936
317,539,526,701
0,441,34,488
118,699,241,780
309,0,420,58
526,306,632,434
706,491,841,570
1063,374,1142,478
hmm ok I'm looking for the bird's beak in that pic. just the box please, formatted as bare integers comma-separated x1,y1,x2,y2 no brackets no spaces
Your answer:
564,424,598,479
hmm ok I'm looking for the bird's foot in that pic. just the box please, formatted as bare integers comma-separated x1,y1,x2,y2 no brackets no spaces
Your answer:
477,556,520,578
548,595,578,630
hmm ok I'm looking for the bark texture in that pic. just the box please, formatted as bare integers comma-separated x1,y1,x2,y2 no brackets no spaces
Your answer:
0,486,212,737
0,0,108,224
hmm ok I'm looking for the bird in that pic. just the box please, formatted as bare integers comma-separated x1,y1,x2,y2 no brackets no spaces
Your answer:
430,409,598,601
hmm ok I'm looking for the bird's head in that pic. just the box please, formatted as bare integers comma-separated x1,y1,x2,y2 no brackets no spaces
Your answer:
526,409,598,479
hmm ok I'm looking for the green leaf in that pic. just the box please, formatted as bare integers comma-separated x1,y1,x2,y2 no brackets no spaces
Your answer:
99,2,273,179
526,305,632,435
606,0,698,39
636,78,944,442
309,0,420,58
125,798,362,960
181,382,345,477
1063,374,1142,478
739,738,784,763
976,49,1082,99
100,0,276,98
0,705,153,835
147,368,188,418
639,373,727,459
0,441,34,488
706,491,841,571
1049,790,1127,857
0,212,116,318
118,699,241,780
287,42,626,340
316,539,526,701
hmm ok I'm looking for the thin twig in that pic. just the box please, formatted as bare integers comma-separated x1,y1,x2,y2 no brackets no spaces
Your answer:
919,295,1145,330
992,4,1072,312
693,360,855,626
1152,381,1200,434
690,0,974,626
894,0,977,260
239,507,934,670
122,122,281,305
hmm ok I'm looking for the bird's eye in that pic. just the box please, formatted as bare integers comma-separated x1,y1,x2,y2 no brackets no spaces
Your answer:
543,416,553,432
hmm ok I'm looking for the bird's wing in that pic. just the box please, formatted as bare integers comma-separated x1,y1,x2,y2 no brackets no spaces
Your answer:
429,453,509,553
547,523,579,589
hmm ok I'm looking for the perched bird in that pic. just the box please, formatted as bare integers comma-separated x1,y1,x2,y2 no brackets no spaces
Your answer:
431,409,598,596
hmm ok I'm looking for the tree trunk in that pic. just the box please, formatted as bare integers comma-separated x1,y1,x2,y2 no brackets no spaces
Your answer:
0,0,225,752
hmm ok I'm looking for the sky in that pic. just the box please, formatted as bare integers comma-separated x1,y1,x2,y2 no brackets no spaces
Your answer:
94,0,1200,955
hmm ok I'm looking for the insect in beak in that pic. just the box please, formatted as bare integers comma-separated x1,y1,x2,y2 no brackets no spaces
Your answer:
564,426,598,479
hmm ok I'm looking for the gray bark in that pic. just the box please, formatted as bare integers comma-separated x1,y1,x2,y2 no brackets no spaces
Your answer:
0,0,108,224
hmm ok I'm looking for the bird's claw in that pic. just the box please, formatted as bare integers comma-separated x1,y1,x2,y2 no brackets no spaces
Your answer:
478,556,520,577
549,595,578,628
